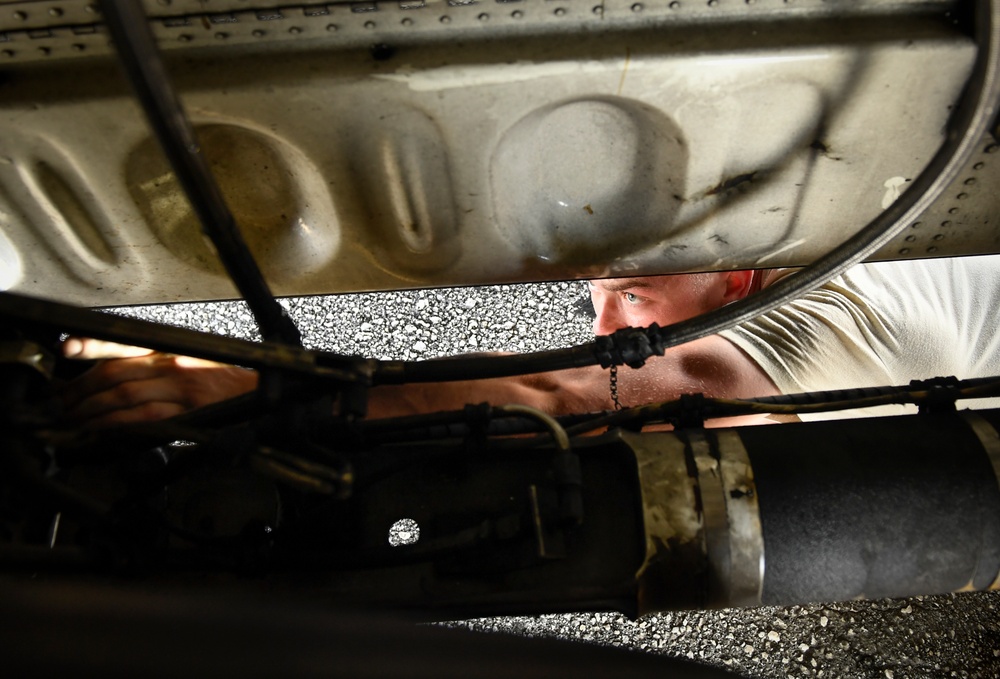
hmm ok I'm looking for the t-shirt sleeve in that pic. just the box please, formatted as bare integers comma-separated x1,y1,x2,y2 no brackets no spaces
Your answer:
718,257,1000,419
719,287,899,397
718,262,960,396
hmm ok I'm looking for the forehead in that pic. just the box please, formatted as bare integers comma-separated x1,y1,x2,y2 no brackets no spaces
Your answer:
589,275,677,293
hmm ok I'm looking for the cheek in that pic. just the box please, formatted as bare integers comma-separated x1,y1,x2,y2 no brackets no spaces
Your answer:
616,305,655,329
631,300,695,327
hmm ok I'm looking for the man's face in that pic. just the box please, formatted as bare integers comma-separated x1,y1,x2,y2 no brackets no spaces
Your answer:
588,273,734,335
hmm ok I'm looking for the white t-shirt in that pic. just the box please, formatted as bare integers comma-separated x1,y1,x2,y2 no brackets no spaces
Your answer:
718,255,1000,419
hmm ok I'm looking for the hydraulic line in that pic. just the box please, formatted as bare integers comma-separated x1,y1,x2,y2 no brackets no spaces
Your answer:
561,375,1000,435
374,0,1000,385
1,1,991,393
97,0,301,347
0,291,363,382
657,0,1000,352
351,375,1000,444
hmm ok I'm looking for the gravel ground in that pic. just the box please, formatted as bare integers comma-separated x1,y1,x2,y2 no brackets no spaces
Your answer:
112,282,1000,679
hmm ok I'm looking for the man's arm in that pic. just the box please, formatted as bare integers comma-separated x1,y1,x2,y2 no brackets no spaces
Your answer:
62,334,779,427
367,335,780,419
61,339,259,427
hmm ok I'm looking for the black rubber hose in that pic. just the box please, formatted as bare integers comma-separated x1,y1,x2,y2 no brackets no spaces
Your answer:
6,2,993,392
97,0,302,347
0,291,359,381
373,0,1000,385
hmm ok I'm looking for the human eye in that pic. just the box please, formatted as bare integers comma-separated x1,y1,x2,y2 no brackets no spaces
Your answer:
623,291,644,305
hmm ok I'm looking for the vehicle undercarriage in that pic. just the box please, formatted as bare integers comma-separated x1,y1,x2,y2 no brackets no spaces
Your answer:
1,0,999,675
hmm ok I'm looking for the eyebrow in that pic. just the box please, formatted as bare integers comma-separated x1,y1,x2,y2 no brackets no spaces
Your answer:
590,278,656,293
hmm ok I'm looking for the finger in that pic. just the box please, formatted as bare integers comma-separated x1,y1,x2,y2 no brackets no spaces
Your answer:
65,375,190,425
63,337,156,360
62,355,178,410
83,401,187,429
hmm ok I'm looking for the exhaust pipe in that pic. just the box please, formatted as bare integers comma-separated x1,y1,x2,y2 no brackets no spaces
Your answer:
629,410,1000,614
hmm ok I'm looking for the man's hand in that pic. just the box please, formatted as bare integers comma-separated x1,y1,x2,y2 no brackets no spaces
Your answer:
61,338,258,428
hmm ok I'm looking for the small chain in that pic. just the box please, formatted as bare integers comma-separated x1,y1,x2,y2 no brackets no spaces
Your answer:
609,364,623,411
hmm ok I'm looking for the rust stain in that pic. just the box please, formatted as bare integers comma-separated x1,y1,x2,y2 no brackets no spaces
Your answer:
810,139,843,161
706,171,757,196
583,204,594,215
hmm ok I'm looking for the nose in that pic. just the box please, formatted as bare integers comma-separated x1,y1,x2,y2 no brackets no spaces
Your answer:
590,289,622,336
593,313,620,336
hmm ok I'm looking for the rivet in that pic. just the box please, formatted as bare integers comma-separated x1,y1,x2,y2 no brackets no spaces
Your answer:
13,10,27,20
926,246,938,253
899,248,910,255
554,7,566,16
38,46,51,55
178,34,192,42
364,20,376,28
956,192,968,200
49,8,64,17
252,29,265,37
986,144,999,154
948,207,960,215
289,26,302,34
940,220,952,227
592,5,603,14
215,31,228,39
439,15,451,23
964,177,976,186
904,235,916,242
72,43,85,51
478,12,489,21
402,17,413,25
669,1,681,8
631,2,643,11
326,23,338,31
708,0,718,6
933,234,945,241
511,10,523,18
1,49,15,58
973,162,985,170
910,221,921,228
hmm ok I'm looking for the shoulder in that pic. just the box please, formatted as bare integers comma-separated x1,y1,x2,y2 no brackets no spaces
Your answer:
619,335,780,404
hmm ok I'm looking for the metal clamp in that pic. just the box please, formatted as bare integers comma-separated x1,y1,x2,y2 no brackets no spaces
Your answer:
690,430,764,608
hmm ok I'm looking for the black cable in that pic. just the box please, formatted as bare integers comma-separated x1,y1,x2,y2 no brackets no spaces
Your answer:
372,0,1000,385
630,0,1000,354
360,376,1000,440
737,375,1000,408
4,2,991,399
12,0,996,395
97,0,301,347
557,375,1000,436
0,292,364,382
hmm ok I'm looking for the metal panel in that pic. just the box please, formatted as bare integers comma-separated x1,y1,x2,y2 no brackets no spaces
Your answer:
0,0,995,305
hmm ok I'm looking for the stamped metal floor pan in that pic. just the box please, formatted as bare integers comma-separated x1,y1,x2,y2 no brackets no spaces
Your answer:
0,0,996,305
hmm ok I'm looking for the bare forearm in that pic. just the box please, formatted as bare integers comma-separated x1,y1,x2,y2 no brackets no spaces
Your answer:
62,336,780,427
367,367,613,419
366,337,779,420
